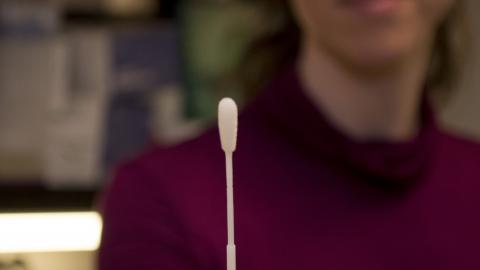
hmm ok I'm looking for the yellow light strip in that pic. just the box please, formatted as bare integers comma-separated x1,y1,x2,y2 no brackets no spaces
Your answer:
0,212,102,253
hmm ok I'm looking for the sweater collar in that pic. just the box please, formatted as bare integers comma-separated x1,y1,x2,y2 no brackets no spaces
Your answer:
254,66,438,183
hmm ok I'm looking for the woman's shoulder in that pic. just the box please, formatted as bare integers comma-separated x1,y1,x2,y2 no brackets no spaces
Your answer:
139,128,221,166
434,128,480,183
437,128,480,157
109,128,224,191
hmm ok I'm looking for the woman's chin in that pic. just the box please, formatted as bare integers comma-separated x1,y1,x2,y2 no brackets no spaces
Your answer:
337,27,423,73
342,43,416,75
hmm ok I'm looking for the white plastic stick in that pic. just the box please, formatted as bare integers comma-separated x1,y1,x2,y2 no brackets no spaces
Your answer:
218,98,238,270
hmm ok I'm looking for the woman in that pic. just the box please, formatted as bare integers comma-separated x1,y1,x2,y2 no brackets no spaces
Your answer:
99,0,480,269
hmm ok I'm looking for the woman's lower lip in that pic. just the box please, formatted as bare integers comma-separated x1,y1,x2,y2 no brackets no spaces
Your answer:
342,0,399,15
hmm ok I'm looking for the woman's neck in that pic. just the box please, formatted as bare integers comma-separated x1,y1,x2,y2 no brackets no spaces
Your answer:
297,40,432,142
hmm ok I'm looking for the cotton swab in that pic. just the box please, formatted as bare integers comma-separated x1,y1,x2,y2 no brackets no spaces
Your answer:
218,98,238,270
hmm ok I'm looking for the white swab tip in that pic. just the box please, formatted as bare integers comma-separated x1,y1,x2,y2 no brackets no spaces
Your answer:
218,98,238,152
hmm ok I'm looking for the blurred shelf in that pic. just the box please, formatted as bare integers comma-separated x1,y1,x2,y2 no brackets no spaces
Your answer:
0,184,97,213
63,0,178,23
63,11,161,25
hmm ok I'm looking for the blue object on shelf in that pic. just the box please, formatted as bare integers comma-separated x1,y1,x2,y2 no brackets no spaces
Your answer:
103,23,182,171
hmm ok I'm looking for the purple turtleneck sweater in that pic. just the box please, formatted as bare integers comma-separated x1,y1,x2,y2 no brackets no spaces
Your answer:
99,67,480,270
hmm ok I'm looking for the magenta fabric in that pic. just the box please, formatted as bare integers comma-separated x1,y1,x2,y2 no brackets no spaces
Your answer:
99,67,480,269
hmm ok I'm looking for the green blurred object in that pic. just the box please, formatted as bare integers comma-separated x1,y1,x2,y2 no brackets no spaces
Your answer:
180,1,261,119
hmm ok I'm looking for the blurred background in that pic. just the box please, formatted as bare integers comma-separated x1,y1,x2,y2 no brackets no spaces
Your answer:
0,0,478,269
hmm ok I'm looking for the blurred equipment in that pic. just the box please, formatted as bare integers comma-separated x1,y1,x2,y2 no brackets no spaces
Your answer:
181,1,260,118
0,258,27,270
0,0,60,37
44,28,111,189
103,0,158,18
0,38,67,180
